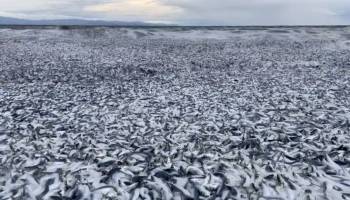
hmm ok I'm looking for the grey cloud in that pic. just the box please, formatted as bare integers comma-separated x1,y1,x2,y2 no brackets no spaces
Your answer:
160,0,348,25
0,0,349,25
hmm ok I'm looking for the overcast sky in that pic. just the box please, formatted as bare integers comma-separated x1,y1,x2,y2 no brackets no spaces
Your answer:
0,0,349,25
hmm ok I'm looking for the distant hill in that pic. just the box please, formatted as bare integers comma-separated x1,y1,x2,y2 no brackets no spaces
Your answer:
0,16,164,26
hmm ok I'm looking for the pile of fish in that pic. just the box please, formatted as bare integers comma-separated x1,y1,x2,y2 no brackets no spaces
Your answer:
0,27,350,200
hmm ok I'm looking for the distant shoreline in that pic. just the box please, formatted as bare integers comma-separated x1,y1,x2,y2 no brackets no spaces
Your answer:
0,24,349,30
